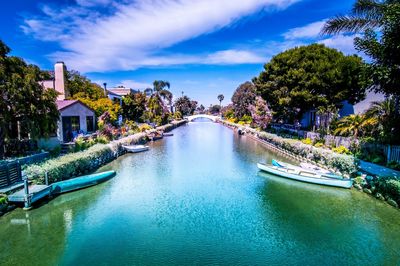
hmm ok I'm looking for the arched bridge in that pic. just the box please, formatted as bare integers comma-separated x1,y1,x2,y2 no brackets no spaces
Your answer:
186,114,220,122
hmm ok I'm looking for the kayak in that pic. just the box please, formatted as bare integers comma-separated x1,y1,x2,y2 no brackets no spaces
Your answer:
51,170,116,194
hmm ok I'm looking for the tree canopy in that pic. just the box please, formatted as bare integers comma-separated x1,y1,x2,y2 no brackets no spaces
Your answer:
0,40,59,157
174,96,197,116
67,70,105,100
253,44,367,122
231,82,257,119
122,92,147,122
322,0,400,115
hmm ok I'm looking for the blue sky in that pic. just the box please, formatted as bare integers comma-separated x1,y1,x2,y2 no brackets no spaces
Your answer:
1,0,357,106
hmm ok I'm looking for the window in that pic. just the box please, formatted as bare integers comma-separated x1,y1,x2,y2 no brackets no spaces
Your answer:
71,116,80,132
86,116,94,132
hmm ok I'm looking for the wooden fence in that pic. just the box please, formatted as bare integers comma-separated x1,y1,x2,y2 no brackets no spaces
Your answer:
384,145,400,163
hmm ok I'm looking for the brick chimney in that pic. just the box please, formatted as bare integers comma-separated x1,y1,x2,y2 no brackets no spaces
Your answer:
54,62,68,100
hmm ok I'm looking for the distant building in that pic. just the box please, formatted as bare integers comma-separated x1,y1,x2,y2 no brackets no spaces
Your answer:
106,87,139,105
39,62,96,146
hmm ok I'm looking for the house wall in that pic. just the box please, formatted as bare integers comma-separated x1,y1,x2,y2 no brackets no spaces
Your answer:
58,102,95,142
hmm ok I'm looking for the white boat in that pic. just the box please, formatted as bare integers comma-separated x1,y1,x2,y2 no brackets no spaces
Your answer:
163,132,174,136
299,162,331,174
122,145,149,153
257,159,353,189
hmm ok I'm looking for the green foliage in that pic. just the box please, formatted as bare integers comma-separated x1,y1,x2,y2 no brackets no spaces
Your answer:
222,104,235,119
231,82,256,119
139,124,153,132
77,97,121,124
314,142,324,148
96,135,109,144
239,115,252,124
49,146,61,157
175,96,197,116
122,92,147,122
332,145,352,155
253,44,367,122
66,70,105,100
0,196,7,205
173,111,183,120
371,177,400,205
387,161,400,171
0,40,59,158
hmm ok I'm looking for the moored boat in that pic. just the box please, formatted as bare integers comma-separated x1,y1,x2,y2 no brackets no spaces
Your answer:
257,160,353,189
123,144,149,153
51,170,116,194
163,132,174,136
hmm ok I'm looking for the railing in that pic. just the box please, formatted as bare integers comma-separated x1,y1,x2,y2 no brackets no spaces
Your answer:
0,160,22,190
384,145,400,163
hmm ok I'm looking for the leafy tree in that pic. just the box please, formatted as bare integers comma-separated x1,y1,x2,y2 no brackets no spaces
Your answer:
217,94,224,109
122,92,147,122
231,82,257,119
77,97,121,124
322,0,400,137
0,40,59,158
208,105,221,114
248,96,272,130
253,44,367,123
67,70,105,100
174,95,196,116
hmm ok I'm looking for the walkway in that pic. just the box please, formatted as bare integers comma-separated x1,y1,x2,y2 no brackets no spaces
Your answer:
359,160,400,178
186,114,220,122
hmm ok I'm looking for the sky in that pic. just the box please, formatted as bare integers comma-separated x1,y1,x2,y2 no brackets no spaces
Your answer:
1,0,359,106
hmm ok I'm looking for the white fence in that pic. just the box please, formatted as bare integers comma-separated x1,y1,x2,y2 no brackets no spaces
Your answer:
384,145,400,163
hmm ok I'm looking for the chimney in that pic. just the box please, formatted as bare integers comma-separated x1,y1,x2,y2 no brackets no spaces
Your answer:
54,62,68,100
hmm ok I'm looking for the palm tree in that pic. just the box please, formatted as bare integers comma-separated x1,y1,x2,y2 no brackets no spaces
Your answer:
364,98,397,141
146,80,173,113
334,114,373,138
321,0,386,35
217,94,224,109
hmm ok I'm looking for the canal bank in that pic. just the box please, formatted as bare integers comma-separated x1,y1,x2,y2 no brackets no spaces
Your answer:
1,121,399,265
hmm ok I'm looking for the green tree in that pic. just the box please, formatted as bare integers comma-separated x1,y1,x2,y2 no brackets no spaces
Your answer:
253,44,367,123
0,40,59,158
67,70,105,100
174,96,196,116
322,0,400,113
231,82,257,119
122,92,147,122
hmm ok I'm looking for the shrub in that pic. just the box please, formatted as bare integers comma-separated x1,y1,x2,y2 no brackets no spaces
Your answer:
302,138,312,145
139,124,153,132
49,146,61,157
0,196,7,204
387,161,400,171
332,146,352,155
96,135,110,144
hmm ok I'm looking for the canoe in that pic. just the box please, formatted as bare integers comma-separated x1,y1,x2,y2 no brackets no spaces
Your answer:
274,160,340,178
163,132,174,136
123,145,149,153
51,170,116,194
257,160,353,189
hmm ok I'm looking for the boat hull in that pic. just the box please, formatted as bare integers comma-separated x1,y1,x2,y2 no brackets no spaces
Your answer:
123,145,149,153
51,170,116,194
257,163,353,189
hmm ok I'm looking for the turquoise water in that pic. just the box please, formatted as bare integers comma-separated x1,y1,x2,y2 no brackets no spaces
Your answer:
1,122,400,265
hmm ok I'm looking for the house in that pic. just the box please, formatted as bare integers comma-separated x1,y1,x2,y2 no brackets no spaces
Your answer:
39,62,96,146
106,87,138,106
300,92,386,129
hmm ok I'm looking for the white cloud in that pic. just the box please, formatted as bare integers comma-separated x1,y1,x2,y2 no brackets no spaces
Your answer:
118,80,151,89
22,0,300,72
283,19,326,40
319,34,359,55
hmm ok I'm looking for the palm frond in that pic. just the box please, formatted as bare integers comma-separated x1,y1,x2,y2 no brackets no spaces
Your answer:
321,15,381,34
352,0,383,20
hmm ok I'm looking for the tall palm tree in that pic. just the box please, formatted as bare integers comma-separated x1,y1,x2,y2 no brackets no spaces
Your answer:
217,94,224,109
147,80,173,113
334,114,373,138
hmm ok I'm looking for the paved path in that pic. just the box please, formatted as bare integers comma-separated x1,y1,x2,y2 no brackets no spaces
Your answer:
359,160,400,178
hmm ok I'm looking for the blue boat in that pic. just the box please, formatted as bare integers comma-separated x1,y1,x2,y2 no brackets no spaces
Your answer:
51,170,116,194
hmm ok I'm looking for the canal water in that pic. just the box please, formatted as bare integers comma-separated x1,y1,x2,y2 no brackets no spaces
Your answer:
1,122,399,265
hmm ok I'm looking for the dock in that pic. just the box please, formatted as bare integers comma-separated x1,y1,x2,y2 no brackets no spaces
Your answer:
8,180,52,209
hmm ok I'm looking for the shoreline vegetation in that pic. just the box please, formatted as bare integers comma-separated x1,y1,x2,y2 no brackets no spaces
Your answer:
218,119,400,209
24,120,187,184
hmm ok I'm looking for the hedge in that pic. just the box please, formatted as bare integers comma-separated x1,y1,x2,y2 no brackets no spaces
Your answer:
219,120,358,176
25,120,187,184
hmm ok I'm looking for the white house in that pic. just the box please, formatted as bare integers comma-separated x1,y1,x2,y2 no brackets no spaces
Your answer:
106,87,139,106
39,62,96,146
